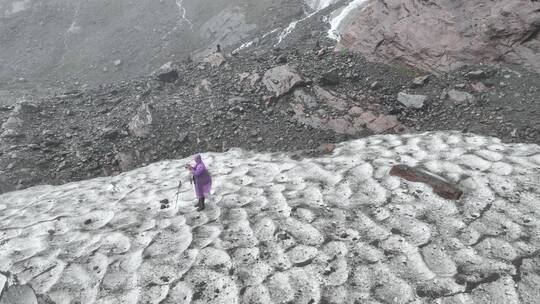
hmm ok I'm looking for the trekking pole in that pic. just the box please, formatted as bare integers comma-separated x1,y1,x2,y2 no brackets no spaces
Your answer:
174,179,182,206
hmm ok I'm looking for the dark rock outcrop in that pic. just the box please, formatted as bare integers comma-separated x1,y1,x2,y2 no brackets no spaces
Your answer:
390,165,463,200
337,0,540,74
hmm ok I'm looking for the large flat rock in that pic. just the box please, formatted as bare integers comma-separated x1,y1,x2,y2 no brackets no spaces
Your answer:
263,65,305,97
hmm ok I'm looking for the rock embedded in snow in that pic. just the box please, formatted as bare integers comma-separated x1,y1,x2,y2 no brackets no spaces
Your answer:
397,92,427,109
263,65,305,97
390,165,463,200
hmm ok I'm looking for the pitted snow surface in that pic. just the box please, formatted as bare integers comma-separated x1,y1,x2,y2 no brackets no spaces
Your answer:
1,132,540,304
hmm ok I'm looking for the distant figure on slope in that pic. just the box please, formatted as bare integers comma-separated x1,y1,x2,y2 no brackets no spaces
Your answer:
186,154,212,211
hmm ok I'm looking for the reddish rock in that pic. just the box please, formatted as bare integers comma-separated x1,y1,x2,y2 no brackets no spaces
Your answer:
359,111,377,124
313,86,348,111
326,118,355,135
390,165,464,200
337,0,540,74
367,115,398,134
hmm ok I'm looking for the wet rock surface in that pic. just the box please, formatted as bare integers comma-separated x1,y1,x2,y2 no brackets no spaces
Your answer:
338,0,540,74
390,165,463,200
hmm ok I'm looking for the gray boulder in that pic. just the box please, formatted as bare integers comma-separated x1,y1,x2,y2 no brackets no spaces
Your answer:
128,103,154,138
154,62,178,83
116,151,137,172
397,92,428,109
203,52,225,68
447,89,475,103
465,70,486,80
0,101,38,138
263,65,305,97
412,75,430,87
320,69,340,86
101,128,120,140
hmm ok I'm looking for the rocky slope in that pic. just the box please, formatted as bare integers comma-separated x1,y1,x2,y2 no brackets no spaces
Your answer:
1,44,539,194
1,132,539,303
0,0,307,101
0,0,539,194
337,0,540,74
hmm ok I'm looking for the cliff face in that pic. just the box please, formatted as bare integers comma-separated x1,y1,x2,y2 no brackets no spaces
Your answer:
336,0,540,73
0,0,305,89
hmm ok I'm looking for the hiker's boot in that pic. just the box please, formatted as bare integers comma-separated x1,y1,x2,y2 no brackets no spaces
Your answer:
196,199,205,211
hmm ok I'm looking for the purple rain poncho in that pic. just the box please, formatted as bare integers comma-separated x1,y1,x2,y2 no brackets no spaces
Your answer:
191,155,212,198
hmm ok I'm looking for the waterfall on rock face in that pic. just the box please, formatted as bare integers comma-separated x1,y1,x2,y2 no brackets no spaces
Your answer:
175,0,194,29
327,0,370,39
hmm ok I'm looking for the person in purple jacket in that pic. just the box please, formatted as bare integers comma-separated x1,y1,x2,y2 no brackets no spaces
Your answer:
186,154,212,211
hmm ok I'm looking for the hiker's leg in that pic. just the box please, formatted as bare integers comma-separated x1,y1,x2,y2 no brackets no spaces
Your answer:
199,197,206,210
197,197,205,210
